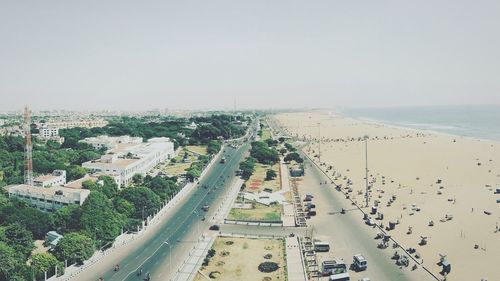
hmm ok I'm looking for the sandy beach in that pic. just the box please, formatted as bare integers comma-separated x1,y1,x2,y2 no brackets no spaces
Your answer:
273,111,500,281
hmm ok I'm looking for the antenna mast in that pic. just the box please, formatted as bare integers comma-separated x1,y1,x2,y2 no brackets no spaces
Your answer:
24,106,34,186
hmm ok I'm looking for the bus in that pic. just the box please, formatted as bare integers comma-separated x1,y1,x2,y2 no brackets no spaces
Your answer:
314,241,330,252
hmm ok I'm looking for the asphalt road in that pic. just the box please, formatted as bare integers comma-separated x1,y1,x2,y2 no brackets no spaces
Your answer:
87,139,252,281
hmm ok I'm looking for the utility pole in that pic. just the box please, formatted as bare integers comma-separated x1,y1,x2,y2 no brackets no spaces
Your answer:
364,135,369,207
317,122,321,164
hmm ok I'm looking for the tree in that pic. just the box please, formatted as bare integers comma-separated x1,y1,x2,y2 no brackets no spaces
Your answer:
0,223,35,259
284,152,303,163
239,157,256,180
114,198,135,218
278,137,285,143
120,187,162,220
98,176,119,199
80,192,125,245
279,148,287,155
250,141,279,165
0,201,53,239
0,242,24,281
284,143,296,152
132,174,144,186
53,205,81,233
53,232,94,265
31,253,64,279
66,165,88,181
207,140,222,155
265,169,277,181
147,176,179,200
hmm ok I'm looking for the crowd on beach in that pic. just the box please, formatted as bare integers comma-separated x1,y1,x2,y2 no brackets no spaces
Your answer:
273,112,500,281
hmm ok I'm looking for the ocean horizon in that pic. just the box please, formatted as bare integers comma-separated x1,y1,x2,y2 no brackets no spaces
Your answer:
337,105,500,141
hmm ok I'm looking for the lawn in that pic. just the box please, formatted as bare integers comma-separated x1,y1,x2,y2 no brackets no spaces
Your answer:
186,145,208,155
228,201,282,222
194,237,287,281
163,162,191,177
244,164,281,193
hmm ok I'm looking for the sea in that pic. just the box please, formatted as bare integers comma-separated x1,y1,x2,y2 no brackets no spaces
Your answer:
337,105,500,142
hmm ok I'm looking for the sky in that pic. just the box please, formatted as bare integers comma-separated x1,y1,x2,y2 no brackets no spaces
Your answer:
1,1,499,111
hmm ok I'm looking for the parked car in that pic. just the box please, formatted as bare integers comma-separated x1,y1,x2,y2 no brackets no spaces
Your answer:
351,254,367,271
209,225,220,231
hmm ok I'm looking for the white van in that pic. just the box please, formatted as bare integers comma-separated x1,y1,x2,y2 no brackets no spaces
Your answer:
329,272,350,281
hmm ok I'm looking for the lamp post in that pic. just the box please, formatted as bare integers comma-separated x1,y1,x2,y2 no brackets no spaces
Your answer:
317,122,321,163
364,135,369,207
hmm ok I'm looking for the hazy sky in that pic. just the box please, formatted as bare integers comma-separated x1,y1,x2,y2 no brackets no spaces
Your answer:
1,1,499,111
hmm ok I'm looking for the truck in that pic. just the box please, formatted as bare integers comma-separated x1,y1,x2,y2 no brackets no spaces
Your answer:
351,254,367,271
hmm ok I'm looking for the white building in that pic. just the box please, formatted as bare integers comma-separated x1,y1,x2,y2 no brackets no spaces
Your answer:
39,127,59,138
37,119,108,129
82,137,175,187
34,170,67,187
64,173,121,189
4,184,90,212
37,127,65,144
80,135,143,152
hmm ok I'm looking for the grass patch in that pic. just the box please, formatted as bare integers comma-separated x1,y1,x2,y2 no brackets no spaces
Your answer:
244,164,280,193
228,201,282,222
194,237,287,281
186,145,208,155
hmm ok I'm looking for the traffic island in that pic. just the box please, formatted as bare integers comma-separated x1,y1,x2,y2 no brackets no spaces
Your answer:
193,236,287,281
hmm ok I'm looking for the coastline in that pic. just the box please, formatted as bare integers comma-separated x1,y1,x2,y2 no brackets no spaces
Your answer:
273,111,500,281
328,108,500,143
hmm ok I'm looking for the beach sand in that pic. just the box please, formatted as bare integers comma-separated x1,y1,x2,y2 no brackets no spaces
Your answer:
273,111,500,281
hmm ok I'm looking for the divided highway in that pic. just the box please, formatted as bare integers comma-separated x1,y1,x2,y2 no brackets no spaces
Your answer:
80,139,252,281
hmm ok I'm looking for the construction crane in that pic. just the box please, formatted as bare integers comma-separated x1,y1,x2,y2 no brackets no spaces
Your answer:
23,106,33,186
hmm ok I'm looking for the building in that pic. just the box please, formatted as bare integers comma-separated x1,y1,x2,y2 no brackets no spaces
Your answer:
82,137,174,187
36,126,65,144
37,119,108,129
4,184,90,212
34,170,67,187
46,231,63,248
64,173,121,189
80,135,143,152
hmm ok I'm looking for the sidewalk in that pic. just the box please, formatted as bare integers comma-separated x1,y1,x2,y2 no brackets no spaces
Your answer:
285,236,309,281
211,178,244,224
170,235,216,281
281,162,296,227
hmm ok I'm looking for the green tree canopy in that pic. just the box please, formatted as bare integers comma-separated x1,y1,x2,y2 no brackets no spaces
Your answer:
53,232,94,265
80,192,125,245
0,223,34,259
250,141,279,165
120,187,162,220
31,253,64,279
265,169,277,181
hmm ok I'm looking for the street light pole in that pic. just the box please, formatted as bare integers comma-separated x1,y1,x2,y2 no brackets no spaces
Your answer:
364,135,369,207
317,122,321,163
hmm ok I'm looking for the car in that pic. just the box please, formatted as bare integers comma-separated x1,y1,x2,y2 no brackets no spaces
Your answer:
209,225,220,231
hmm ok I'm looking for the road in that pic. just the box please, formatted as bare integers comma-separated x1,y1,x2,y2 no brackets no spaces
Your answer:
77,138,253,281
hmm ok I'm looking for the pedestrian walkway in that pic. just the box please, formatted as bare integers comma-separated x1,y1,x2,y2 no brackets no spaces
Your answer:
212,178,244,224
281,162,296,227
171,235,215,281
285,236,309,281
